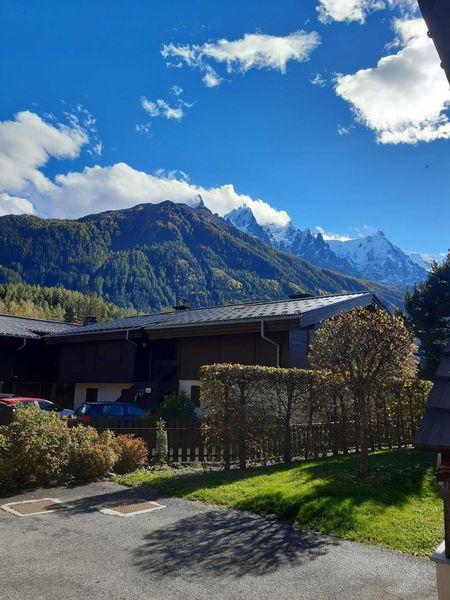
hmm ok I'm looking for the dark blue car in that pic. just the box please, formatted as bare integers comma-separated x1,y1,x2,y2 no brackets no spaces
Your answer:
75,402,147,421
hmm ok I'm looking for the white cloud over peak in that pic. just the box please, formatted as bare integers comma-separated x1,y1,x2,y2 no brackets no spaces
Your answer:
0,110,88,194
316,226,352,241
0,192,35,216
317,0,417,24
162,30,320,86
0,111,290,226
44,163,291,226
335,18,450,144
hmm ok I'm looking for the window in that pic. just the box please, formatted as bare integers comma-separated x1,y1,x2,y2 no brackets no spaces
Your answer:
127,404,146,417
103,403,125,417
191,386,200,407
85,388,98,403
38,401,58,412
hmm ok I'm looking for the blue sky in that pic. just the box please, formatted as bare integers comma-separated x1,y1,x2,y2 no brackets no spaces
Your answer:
0,0,448,257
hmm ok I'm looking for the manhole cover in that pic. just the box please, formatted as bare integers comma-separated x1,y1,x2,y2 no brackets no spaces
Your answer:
99,500,164,517
1,498,66,516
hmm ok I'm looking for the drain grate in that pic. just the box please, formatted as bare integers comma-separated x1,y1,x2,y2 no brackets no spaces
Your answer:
1,498,66,516
99,500,165,517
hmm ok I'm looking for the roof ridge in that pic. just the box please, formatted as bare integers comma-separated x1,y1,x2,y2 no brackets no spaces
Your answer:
149,291,371,317
0,312,79,326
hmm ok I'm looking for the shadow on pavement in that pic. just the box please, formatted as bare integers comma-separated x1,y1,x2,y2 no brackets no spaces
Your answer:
133,509,337,578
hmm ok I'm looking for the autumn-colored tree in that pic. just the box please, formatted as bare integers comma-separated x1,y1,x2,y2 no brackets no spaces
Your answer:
309,307,417,477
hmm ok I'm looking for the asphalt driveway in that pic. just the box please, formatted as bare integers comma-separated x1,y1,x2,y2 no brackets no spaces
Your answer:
0,481,437,600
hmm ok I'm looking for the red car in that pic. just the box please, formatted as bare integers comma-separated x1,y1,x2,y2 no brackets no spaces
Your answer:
0,397,74,417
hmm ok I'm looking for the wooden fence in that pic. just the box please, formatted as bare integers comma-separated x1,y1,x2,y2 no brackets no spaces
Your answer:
80,416,415,465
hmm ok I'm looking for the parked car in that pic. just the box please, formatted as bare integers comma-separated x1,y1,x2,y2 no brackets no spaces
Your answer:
0,393,17,399
0,397,75,418
75,402,147,421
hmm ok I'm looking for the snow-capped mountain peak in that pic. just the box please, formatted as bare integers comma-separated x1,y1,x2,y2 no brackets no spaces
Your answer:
224,205,428,287
327,232,427,286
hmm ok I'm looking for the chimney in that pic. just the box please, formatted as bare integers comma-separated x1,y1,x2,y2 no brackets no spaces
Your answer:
83,315,98,326
172,297,189,311
289,293,314,300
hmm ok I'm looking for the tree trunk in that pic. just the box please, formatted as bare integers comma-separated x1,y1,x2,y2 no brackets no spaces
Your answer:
238,388,247,470
283,394,293,463
358,393,369,478
223,395,231,471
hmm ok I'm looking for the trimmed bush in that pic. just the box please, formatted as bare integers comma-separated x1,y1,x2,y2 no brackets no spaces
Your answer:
159,392,194,420
0,406,72,489
114,434,148,474
67,425,118,482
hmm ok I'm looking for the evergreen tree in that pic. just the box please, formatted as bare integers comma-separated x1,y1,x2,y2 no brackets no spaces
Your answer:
405,252,450,378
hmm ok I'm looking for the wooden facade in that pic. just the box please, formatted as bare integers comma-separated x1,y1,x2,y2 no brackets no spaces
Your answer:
0,293,382,408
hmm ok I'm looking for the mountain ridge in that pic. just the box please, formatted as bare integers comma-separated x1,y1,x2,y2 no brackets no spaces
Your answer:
225,205,427,287
0,200,403,311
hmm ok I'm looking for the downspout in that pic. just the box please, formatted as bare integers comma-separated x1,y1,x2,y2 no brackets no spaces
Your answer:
17,337,27,352
124,329,138,347
260,320,280,367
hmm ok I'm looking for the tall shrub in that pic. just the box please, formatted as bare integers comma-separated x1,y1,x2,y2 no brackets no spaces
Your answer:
310,307,419,477
0,406,72,489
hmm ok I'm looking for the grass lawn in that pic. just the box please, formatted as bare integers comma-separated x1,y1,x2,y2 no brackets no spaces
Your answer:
120,448,443,556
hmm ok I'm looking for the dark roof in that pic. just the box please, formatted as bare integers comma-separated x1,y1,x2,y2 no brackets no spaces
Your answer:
0,314,79,340
418,0,450,84
46,292,381,340
415,340,450,451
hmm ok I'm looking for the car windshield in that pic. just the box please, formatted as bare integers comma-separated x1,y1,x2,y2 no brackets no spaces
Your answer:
37,401,58,412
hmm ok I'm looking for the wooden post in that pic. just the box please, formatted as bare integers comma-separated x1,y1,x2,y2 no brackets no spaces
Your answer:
437,453,450,559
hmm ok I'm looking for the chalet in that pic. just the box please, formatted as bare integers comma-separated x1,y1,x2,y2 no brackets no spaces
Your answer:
0,314,80,404
0,292,385,410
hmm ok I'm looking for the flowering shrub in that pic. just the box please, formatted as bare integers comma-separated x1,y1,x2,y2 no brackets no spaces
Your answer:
114,434,148,474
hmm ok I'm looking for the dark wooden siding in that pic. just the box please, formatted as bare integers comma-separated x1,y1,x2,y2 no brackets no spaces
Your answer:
179,331,289,379
58,340,135,383
289,329,309,368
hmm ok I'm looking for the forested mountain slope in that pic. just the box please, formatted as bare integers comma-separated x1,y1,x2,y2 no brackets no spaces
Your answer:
0,201,404,311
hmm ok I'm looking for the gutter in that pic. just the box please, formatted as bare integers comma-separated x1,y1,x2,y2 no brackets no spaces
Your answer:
260,320,280,367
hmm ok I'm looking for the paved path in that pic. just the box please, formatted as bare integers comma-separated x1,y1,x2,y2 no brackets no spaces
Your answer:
0,482,437,600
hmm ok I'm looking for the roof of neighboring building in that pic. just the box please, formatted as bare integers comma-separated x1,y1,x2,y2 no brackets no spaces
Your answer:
45,292,382,340
0,314,79,340
418,1,450,84
415,339,450,451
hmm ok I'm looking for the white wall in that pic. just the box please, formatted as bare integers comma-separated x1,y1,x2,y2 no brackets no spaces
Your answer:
73,383,132,409
178,380,200,397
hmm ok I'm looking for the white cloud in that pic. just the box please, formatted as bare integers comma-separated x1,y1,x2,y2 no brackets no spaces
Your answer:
0,110,88,194
38,163,290,225
317,0,417,24
0,192,35,216
162,30,320,86
335,18,450,144
311,72,327,87
317,0,384,24
141,97,185,120
0,110,290,226
316,226,352,241
202,65,223,88
337,124,351,135
0,111,290,225
171,85,183,96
